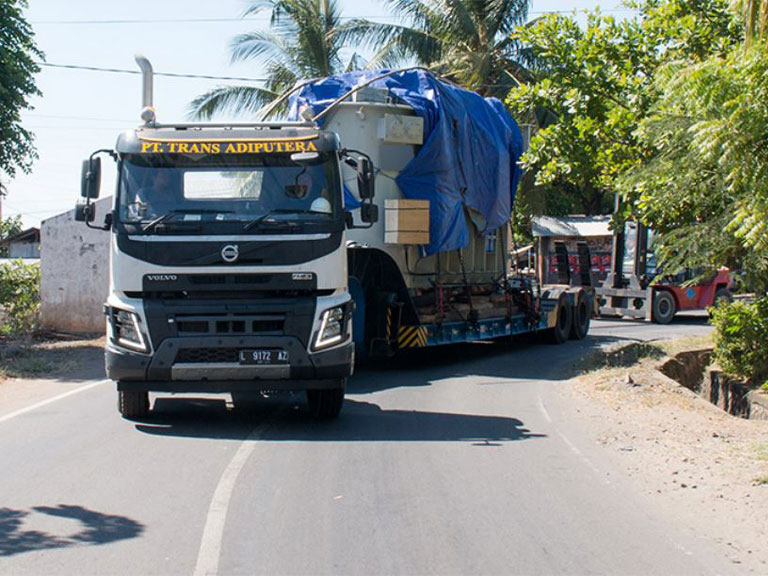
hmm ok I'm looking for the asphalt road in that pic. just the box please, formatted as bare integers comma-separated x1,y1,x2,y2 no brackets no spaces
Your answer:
0,313,739,575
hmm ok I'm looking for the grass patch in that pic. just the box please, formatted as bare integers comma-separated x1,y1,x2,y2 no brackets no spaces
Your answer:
656,335,713,356
753,476,768,486
581,336,716,376
2,356,77,378
582,342,666,373
0,341,85,380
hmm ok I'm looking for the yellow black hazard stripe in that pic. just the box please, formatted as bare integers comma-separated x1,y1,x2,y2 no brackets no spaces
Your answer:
398,325,428,348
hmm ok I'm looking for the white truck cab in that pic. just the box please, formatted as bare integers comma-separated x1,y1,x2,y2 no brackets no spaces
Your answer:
75,58,377,419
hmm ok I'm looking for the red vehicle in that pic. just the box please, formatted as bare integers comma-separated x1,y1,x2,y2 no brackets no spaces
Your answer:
595,222,731,324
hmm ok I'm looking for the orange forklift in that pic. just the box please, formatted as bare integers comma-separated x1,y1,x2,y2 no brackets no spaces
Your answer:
595,221,731,324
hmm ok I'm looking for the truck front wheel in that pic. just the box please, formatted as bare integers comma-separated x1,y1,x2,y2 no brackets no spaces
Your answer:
652,291,676,324
118,389,150,420
307,380,345,419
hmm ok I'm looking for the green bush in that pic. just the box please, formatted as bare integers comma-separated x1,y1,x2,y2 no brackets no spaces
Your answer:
0,260,40,335
710,296,768,386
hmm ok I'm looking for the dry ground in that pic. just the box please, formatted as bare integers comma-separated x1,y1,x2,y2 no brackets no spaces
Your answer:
0,334,104,381
564,337,768,572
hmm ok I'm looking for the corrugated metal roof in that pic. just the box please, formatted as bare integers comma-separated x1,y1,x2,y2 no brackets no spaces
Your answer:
532,215,611,238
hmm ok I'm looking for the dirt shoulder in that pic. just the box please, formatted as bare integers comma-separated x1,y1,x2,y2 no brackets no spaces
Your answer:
0,334,105,382
0,334,106,419
564,337,768,572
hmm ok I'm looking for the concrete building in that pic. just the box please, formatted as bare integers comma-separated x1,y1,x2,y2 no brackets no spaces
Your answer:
1,227,41,258
40,198,111,333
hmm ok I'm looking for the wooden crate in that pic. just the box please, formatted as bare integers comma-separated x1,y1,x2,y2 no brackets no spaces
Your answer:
384,199,430,245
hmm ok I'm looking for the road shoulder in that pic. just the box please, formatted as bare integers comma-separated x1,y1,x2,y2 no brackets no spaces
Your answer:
0,336,106,419
562,340,768,572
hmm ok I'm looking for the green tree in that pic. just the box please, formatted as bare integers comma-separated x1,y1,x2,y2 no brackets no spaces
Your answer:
506,0,740,216
733,0,768,46
0,260,39,335
621,47,768,289
344,0,531,98
0,0,42,194
190,0,365,119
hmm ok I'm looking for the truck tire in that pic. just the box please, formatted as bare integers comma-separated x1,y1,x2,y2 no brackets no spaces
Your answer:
714,288,732,307
569,290,590,340
652,291,676,324
118,390,150,420
547,293,573,344
307,380,345,419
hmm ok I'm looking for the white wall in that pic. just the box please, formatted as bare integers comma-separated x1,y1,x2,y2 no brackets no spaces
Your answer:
40,198,111,333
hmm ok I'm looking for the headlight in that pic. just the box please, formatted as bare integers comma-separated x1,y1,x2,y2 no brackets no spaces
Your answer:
314,306,347,349
111,308,148,352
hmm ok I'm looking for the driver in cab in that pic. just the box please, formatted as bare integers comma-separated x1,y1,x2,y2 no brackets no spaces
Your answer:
130,170,179,220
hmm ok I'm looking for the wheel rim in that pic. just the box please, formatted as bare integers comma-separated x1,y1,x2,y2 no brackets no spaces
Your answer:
659,299,670,316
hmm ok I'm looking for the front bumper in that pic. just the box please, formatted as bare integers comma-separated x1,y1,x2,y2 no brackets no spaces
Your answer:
106,335,352,393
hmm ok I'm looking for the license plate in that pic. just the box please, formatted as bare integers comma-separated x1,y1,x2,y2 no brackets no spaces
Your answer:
239,349,289,365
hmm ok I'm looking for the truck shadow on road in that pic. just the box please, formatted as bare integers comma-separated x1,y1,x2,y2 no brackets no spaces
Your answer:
0,504,144,557
349,332,638,394
135,397,546,444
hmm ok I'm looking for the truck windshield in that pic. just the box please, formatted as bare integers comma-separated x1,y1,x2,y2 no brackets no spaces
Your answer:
118,152,341,233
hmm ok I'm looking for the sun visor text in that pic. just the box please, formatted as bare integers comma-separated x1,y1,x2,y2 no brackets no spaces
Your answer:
138,140,319,155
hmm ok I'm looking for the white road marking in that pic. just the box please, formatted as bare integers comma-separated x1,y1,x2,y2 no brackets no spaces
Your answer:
537,395,552,423
0,379,110,424
556,429,610,485
193,424,270,576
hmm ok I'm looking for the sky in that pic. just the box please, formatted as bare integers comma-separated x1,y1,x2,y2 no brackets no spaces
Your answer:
6,0,633,229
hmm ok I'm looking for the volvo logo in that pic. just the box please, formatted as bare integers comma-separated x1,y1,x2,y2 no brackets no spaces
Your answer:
146,274,178,281
221,244,239,263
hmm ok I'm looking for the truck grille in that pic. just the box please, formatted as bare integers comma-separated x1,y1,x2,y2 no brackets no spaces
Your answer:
175,315,284,335
175,348,239,364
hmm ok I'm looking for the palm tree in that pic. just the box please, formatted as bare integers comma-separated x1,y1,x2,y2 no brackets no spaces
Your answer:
341,0,531,98
734,0,768,46
190,0,364,119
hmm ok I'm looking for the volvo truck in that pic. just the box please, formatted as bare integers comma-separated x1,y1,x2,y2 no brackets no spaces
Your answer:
75,57,589,420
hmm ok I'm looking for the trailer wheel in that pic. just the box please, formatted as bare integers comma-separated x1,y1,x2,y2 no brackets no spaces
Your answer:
652,291,676,324
307,380,345,419
547,294,573,344
118,389,150,420
569,291,590,340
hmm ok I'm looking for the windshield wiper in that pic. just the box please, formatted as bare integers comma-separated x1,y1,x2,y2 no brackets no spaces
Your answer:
142,209,233,232
243,209,327,231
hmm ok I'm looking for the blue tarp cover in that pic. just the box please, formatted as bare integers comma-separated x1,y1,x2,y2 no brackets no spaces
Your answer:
288,70,524,256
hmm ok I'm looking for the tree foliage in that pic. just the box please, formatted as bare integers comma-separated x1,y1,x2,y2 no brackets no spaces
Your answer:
0,0,42,194
0,260,39,335
190,0,364,119
621,46,768,288
733,0,768,46
506,0,740,216
710,296,768,386
342,0,532,98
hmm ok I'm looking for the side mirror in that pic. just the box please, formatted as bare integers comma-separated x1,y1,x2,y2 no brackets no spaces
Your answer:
74,203,95,223
360,203,379,224
357,157,375,200
80,157,102,199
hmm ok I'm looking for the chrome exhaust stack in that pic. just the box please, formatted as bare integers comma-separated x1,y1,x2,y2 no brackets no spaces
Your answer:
134,54,156,125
